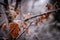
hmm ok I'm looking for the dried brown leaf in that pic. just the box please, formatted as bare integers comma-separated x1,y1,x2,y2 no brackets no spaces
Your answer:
35,13,50,25
46,3,53,10
9,22,21,38
22,22,29,34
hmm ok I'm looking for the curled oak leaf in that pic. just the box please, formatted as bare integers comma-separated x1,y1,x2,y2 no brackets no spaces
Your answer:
9,22,15,30
9,10,17,18
44,13,50,21
39,16,44,23
46,3,53,10
13,20,22,27
53,5,58,12
9,22,21,32
35,13,50,25
35,16,44,25
22,22,28,28
9,22,21,38
22,22,29,34
53,2,58,11
35,18,40,25
25,28,29,34
35,17,41,25
9,9,20,18
16,9,20,15
10,29,19,39
9,3,19,18
13,9,20,18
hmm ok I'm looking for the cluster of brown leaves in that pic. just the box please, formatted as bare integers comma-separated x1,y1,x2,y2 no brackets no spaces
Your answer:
9,20,29,38
9,9,20,18
46,3,53,10
16,9,20,15
35,3,56,25
35,13,50,25
22,22,29,34
9,22,21,38
8,3,58,39
9,3,20,18
46,3,58,10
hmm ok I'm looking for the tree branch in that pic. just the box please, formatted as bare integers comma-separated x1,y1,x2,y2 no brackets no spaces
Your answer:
14,0,21,11
24,8,60,21
17,8,60,39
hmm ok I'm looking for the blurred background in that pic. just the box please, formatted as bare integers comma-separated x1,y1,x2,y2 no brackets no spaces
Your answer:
0,0,60,40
